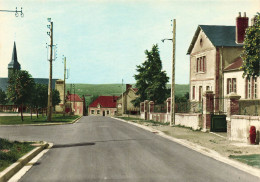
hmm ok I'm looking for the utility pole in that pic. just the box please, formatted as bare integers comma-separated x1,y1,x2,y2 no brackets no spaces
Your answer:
171,19,176,126
161,19,176,126
47,18,53,122
122,79,124,115
63,56,66,116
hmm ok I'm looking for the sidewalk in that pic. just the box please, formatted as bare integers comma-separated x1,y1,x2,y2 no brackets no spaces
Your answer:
117,117,260,164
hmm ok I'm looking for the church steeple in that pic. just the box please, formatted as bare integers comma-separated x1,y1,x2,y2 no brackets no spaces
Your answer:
8,42,21,78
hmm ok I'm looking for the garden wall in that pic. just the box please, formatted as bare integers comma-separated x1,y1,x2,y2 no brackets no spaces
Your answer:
175,113,202,130
230,115,260,142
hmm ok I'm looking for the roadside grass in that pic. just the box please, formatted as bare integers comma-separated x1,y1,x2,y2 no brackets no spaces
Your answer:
0,114,79,125
0,138,36,172
117,117,170,126
229,154,260,169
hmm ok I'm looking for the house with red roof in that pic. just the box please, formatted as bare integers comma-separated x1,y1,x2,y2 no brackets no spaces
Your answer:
65,91,85,116
88,96,118,116
117,84,139,115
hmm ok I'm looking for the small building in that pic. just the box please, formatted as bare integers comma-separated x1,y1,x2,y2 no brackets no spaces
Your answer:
223,58,259,115
65,92,85,116
88,96,118,116
117,84,139,115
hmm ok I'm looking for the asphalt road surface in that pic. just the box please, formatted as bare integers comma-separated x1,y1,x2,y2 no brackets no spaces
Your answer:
0,116,259,182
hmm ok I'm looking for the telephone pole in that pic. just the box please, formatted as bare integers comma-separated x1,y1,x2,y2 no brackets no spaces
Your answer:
171,19,176,126
47,18,53,122
161,19,176,126
63,56,67,116
122,79,124,115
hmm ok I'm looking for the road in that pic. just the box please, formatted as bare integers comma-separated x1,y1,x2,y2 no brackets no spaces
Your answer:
0,116,258,182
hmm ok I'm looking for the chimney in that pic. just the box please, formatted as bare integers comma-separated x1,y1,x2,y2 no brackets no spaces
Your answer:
126,84,132,90
236,12,248,44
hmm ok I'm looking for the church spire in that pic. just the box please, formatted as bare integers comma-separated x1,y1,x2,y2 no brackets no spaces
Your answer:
8,42,21,78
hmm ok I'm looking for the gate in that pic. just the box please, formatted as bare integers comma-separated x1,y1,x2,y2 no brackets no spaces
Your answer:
211,97,227,132
211,114,227,132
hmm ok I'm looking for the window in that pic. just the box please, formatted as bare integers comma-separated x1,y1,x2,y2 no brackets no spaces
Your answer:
107,110,109,115
97,110,100,115
246,77,258,99
199,86,202,102
227,78,236,94
91,110,94,114
196,56,206,73
206,86,210,91
192,86,195,100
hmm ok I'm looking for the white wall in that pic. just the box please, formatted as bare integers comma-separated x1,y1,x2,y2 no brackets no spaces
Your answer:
230,115,260,142
175,113,202,130
224,71,245,98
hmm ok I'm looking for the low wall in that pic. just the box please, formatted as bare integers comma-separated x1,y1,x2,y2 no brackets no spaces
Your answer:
122,114,140,119
149,113,170,123
230,115,260,142
175,113,202,130
140,112,145,119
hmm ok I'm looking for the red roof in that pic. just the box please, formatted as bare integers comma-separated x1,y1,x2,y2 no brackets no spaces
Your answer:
89,96,118,108
224,57,243,71
66,94,83,102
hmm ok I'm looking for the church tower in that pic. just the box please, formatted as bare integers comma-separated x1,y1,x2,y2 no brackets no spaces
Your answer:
8,42,21,78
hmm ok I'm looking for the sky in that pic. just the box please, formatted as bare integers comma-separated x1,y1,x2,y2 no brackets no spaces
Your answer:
0,0,259,84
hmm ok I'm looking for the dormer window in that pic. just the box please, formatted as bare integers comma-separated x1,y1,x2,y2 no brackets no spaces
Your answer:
196,56,206,73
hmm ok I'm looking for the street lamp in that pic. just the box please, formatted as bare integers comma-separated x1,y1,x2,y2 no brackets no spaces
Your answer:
0,7,24,17
161,19,176,126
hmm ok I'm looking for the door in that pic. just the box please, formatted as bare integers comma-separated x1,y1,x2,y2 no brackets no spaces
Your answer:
103,111,105,116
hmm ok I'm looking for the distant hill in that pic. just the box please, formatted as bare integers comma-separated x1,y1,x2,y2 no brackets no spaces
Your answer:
66,83,189,106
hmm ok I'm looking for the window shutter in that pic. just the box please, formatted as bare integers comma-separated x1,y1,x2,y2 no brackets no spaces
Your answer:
227,79,230,94
196,58,198,72
245,78,248,99
203,57,205,72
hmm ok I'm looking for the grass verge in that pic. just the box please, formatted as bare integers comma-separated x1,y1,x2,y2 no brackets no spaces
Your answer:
0,138,36,172
0,114,79,125
229,154,260,169
117,117,170,126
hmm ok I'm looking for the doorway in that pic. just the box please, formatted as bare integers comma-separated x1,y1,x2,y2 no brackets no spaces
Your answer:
103,111,105,116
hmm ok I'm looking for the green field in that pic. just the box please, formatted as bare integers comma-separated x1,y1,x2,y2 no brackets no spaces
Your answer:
66,83,189,106
0,114,79,125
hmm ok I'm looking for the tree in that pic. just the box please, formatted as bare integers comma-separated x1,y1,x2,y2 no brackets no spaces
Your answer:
241,13,260,78
52,89,61,108
7,70,35,121
0,88,7,105
132,44,169,106
29,83,47,118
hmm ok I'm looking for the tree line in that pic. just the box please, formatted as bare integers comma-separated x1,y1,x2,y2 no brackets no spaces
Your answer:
0,70,60,121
